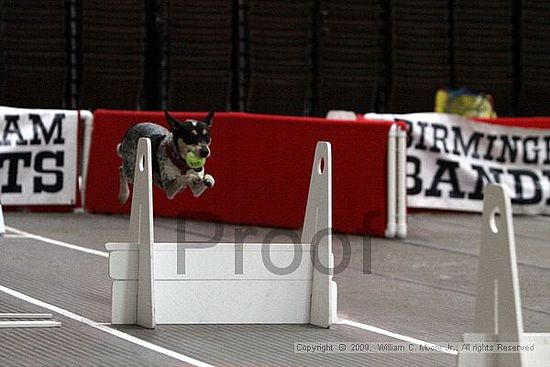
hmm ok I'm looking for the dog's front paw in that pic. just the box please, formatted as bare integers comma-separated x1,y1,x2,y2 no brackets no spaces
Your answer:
203,174,215,188
118,182,130,204
189,174,202,186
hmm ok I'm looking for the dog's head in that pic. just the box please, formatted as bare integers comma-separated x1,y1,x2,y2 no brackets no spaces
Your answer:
164,111,213,159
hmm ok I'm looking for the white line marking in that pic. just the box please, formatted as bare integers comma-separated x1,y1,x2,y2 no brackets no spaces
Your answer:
5,226,108,258
4,226,454,358
1,234,30,239
337,319,458,355
0,284,216,367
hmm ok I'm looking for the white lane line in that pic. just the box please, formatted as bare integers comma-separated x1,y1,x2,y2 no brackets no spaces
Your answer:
5,226,108,258
4,226,454,357
1,234,30,239
337,319,458,355
0,284,216,367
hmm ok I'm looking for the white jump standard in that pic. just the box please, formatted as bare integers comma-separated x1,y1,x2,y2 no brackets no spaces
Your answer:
0,196,4,236
106,138,337,328
458,184,550,367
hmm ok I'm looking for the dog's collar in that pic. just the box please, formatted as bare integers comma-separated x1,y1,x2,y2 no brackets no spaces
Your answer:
166,144,192,173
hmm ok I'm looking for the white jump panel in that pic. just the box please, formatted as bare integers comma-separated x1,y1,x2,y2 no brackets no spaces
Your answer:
112,280,313,324
458,184,550,367
107,139,337,328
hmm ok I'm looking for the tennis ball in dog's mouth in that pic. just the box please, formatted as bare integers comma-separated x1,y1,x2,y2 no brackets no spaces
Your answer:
185,151,206,169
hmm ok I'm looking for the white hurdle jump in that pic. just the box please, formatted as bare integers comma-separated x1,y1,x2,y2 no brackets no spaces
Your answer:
106,138,337,328
458,184,550,367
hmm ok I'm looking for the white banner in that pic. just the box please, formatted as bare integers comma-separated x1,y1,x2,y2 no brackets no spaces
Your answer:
367,113,550,214
0,106,79,205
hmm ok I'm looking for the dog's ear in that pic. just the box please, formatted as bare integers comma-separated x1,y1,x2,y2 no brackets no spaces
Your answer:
203,111,215,127
164,111,181,131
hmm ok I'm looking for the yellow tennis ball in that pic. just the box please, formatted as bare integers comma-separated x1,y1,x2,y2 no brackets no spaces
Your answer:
185,151,206,169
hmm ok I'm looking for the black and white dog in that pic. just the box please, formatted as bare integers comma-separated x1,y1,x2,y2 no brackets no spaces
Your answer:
117,111,215,203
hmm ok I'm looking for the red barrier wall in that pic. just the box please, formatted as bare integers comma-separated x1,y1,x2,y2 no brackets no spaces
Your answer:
85,110,394,236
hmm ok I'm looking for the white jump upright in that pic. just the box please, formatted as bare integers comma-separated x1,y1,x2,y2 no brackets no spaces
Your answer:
396,125,407,238
128,138,155,328
0,197,5,236
385,125,397,238
106,138,337,328
385,123,407,239
458,184,550,367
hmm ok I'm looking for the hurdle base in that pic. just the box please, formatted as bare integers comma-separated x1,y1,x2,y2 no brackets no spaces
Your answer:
458,333,496,367
458,333,550,367
522,333,550,367
112,280,335,325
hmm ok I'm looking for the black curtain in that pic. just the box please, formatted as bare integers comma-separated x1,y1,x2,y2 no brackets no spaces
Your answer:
0,0,548,116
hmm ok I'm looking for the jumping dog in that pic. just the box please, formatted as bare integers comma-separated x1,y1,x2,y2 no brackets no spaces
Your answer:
117,111,215,203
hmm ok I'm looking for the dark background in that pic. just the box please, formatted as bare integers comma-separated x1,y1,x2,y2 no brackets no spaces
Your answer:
0,0,547,116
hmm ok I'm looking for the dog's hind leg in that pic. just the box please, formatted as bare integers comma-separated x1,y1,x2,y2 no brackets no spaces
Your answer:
164,179,185,200
118,166,130,204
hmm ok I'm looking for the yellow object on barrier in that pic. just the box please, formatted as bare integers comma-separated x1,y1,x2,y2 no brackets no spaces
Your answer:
435,88,497,118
